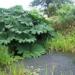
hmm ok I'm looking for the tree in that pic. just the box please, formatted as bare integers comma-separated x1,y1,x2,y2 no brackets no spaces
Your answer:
31,0,72,8
31,0,73,17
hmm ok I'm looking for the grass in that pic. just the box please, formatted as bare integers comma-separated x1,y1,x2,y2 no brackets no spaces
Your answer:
45,32,75,53
0,62,40,75
44,63,74,75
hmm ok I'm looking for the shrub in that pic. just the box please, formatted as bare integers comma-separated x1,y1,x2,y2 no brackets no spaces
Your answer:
49,4,75,31
0,6,54,57
56,4,75,27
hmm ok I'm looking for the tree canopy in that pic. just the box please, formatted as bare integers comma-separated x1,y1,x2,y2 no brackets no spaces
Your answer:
31,0,73,17
31,0,72,8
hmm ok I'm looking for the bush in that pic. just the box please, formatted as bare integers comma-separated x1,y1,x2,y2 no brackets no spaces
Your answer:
0,6,54,57
48,4,75,31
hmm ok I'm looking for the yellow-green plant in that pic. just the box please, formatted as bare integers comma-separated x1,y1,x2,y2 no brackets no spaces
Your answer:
0,70,7,75
0,63,39,75
9,63,39,75
0,45,13,67
45,32,75,53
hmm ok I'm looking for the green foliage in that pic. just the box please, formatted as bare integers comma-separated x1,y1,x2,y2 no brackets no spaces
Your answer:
0,6,54,57
45,4,75,54
0,45,13,66
44,3,57,17
31,0,72,16
45,32,75,53
0,63,39,75
23,43,46,58
48,4,75,31
9,63,39,75
0,70,7,75
56,4,75,26
31,0,72,7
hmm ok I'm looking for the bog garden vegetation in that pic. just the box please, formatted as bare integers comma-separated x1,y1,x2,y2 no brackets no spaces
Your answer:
0,0,75,75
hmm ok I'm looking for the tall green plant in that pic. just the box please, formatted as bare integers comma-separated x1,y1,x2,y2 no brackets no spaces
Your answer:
0,45,13,67
45,33,75,53
0,6,54,57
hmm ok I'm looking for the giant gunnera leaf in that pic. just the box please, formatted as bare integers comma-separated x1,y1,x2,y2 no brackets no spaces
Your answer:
0,5,54,57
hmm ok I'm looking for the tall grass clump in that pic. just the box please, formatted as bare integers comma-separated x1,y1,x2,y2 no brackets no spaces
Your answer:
45,32,75,53
0,45,13,68
9,63,39,75
0,70,7,75
0,63,40,75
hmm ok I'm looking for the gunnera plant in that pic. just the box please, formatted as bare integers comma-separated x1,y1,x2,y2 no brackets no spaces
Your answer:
0,5,54,57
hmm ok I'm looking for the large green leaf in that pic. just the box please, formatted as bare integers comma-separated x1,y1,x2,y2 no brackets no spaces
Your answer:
0,6,54,57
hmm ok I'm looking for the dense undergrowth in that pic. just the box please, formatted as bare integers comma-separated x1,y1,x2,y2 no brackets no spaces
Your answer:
45,4,75,53
0,62,39,75
45,32,75,53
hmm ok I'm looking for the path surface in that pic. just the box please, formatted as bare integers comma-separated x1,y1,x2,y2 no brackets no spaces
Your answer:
22,54,75,75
